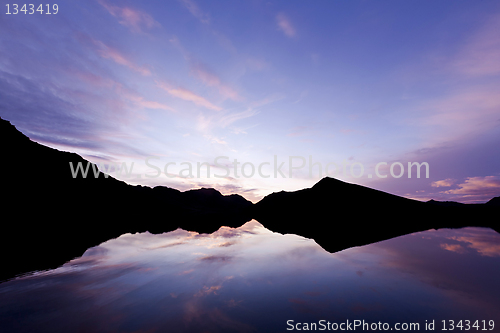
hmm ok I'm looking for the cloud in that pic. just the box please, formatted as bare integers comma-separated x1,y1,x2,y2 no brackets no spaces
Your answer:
119,88,176,112
440,243,466,254
135,99,176,112
189,61,239,100
219,109,258,128
276,13,296,38
431,178,456,187
91,39,151,76
450,236,500,257
166,36,246,108
169,37,239,100
98,0,160,33
406,15,500,151
414,87,500,148
452,14,500,77
204,134,227,145
444,176,500,201
180,0,210,24
156,81,222,111
194,107,259,137
0,70,152,159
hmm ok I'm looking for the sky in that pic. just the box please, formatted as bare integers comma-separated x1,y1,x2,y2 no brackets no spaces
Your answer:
1,0,499,203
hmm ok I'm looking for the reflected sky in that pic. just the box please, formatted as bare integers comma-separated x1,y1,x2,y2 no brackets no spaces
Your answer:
1,221,499,332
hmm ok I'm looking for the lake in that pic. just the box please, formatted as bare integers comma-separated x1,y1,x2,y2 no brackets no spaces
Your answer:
0,220,499,332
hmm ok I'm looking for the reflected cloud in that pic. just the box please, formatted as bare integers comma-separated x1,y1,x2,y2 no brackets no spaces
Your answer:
446,228,500,257
1,223,499,332
440,243,466,254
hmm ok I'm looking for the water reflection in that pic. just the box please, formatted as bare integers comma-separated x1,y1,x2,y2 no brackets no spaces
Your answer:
1,221,499,332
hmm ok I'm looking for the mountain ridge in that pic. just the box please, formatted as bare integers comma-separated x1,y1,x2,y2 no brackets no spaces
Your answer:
0,116,498,282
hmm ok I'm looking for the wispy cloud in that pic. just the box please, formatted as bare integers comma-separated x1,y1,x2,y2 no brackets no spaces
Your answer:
276,13,296,38
121,89,176,112
452,14,500,77
189,61,239,100
195,108,258,134
98,0,160,33
204,134,227,145
194,94,282,132
415,87,500,147
157,81,222,111
218,108,258,128
0,69,152,159
169,37,239,100
403,15,500,153
180,0,210,24
90,38,151,76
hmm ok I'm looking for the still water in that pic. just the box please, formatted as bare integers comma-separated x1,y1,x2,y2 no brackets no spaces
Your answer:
1,220,499,332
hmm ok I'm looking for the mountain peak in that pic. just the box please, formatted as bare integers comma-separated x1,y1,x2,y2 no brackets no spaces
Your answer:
486,196,500,206
311,176,347,189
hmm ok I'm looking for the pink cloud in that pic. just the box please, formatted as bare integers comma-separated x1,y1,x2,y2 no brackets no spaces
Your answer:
431,178,456,187
276,13,296,38
70,70,171,112
443,176,500,202
122,91,176,112
414,87,500,147
98,0,160,33
408,15,500,150
440,243,466,254
189,62,239,100
157,81,222,111
169,37,240,101
450,236,500,257
92,39,151,76
452,14,500,77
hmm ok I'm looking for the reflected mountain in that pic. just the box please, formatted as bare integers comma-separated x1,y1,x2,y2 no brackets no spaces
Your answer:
0,221,499,332
0,116,499,282
0,117,252,282
252,177,500,253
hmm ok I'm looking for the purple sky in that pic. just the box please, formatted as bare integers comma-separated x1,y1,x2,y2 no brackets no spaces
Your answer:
1,0,499,203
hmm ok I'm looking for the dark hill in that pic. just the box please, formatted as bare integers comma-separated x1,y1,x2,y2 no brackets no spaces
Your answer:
486,196,500,207
251,177,499,253
0,117,252,282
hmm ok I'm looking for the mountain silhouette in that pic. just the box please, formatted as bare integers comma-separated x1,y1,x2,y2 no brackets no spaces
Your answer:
0,117,252,282
486,196,500,206
251,177,499,253
0,116,498,282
